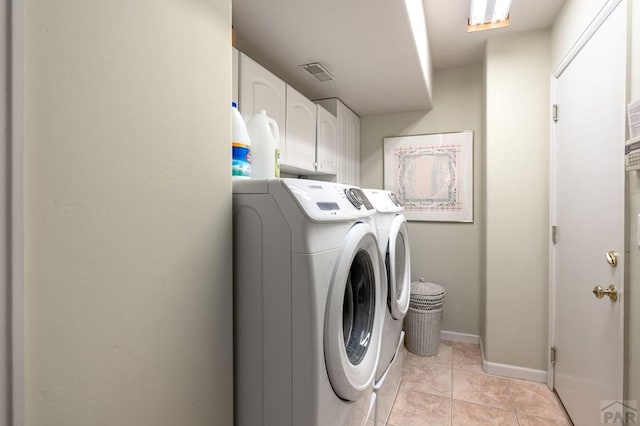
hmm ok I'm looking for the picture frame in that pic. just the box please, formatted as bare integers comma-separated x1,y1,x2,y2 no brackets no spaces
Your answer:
383,131,473,222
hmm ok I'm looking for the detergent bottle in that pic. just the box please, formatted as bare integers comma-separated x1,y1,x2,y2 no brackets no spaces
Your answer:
246,110,280,178
232,101,252,179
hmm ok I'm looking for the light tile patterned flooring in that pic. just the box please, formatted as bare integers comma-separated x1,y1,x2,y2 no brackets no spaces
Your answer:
387,341,573,425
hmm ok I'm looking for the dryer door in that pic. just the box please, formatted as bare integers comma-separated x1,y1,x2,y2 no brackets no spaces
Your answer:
324,222,383,402
386,215,411,320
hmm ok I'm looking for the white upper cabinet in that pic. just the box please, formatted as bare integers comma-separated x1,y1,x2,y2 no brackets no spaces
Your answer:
232,48,239,105
239,53,286,145
316,105,338,175
283,86,317,173
349,111,360,186
237,51,341,177
336,105,351,185
317,98,360,185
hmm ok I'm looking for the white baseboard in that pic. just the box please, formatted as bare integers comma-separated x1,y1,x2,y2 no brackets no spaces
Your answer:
479,339,547,383
440,330,480,344
482,359,548,383
440,331,547,383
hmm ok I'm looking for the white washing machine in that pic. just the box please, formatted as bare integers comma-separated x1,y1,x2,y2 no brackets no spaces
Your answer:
233,178,385,426
361,188,411,426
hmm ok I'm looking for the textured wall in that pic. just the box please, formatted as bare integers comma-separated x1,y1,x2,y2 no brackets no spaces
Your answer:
484,30,551,370
24,1,233,424
360,64,484,335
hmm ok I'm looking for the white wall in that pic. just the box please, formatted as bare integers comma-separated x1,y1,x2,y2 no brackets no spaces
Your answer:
360,64,484,335
24,1,233,425
484,30,551,370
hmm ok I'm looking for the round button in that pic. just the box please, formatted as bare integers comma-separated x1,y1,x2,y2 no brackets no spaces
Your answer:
345,188,363,209
388,192,402,206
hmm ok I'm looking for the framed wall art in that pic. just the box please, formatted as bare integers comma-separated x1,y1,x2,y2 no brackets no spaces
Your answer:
383,131,473,222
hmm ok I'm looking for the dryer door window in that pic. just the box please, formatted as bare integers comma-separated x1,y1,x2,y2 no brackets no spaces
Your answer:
324,223,382,402
387,215,411,320
342,250,376,365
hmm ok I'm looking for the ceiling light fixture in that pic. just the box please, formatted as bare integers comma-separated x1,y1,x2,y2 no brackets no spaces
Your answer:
403,0,432,95
467,0,512,32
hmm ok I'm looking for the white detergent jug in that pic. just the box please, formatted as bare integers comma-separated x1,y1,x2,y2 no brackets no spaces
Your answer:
246,110,280,179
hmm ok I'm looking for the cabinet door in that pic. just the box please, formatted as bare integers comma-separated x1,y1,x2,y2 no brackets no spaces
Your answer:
336,104,350,184
316,106,337,175
349,111,360,186
284,86,317,173
239,53,286,146
317,98,359,185
232,48,239,105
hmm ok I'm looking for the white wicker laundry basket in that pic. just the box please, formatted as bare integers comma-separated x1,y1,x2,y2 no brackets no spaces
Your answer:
404,278,446,356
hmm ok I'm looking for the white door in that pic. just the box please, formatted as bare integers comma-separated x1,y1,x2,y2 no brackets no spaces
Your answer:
552,2,626,424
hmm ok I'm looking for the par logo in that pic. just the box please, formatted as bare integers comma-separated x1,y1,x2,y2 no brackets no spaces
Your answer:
600,400,638,424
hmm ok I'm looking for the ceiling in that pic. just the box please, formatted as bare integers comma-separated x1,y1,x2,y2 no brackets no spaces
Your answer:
232,0,565,116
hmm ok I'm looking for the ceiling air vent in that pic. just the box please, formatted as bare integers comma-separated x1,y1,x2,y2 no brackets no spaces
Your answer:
299,62,334,83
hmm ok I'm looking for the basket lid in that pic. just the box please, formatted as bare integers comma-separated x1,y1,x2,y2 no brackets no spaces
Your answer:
411,278,445,297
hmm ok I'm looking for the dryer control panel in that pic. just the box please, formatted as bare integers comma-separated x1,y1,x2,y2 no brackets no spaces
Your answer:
360,188,403,213
282,179,375,222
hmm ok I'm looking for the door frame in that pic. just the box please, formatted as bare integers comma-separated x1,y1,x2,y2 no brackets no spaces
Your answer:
3,1,24,425
547,0,625,392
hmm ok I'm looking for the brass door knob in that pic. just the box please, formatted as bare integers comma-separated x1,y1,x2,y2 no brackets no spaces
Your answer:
593,284,618,302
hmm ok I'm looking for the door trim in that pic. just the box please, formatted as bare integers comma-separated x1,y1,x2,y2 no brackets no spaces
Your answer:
548,76,558,390
552,0,623,78
8,1,24,425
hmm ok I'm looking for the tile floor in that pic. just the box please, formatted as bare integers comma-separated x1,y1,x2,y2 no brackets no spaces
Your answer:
387,341,573,426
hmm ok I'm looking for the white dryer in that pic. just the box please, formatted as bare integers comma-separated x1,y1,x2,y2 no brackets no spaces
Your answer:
361,188,411,426
233,178,385,426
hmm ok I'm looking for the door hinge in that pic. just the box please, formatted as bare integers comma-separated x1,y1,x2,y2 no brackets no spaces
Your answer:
550,346,557,365
553,104,558,122
552,226,558,244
